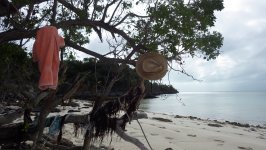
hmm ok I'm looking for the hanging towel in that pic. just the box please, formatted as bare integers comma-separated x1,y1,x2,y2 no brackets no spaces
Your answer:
33,26,65,90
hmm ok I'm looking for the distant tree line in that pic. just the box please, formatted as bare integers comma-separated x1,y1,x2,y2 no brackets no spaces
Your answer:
61,56,178,100
0,43,177,105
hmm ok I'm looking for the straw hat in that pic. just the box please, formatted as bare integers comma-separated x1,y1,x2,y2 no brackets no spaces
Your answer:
136,53,168,80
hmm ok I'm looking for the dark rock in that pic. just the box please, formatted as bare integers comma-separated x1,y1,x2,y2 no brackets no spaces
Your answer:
208,123,223,127
174,115,183,118
62,101,79,107
250,128,256,131
165,148,174,150
228,122,250,128
152,117,172,122
188,116,198,120
132,111,148,119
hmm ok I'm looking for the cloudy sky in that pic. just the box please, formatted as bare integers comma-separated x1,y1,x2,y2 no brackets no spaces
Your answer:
164,0,266,92
76,0,266,92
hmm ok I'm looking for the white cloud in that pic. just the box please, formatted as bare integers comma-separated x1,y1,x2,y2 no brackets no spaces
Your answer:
74,0,266,92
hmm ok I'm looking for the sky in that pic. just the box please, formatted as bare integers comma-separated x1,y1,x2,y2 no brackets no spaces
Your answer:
163,0,266,92
75,0,266,92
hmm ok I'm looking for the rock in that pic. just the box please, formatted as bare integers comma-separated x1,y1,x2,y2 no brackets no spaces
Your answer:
133,111,148,119
62,101,79,107
174,115,183,118
208,123,223,127
188,116,198,120
250,128,256,131
152,117,172,122
228,122,250,128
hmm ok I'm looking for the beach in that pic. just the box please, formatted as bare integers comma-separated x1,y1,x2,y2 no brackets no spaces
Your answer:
56,100,266,150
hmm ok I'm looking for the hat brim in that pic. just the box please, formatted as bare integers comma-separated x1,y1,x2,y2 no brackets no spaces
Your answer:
136,53,168,80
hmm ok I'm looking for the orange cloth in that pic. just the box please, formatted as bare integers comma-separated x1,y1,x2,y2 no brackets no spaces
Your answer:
33,26,65,90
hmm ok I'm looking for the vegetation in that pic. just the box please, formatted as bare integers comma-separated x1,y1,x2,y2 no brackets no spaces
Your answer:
0,0,224,149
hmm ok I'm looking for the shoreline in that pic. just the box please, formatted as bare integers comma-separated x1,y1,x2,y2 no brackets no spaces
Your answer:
139,92,266,127
54,100,266,150
139,110,266,129
61,109,266,150
3,99,266,150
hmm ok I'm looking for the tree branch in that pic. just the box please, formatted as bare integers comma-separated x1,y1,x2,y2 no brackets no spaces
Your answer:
65,39,135,65
168,62,202,81
114,13,149,27
0,28,37,44
1,19,148,53
101,0,118,22
107,0,123,24
24,2,34,23
115,123,149,150
57,0,82,17
0,0,48,17
51,0,58,25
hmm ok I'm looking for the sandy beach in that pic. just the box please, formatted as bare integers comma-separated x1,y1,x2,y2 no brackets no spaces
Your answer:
52,100,266,150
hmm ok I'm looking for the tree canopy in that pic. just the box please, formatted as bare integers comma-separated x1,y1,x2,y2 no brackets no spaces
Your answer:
0,0,224,149
1,0,223,63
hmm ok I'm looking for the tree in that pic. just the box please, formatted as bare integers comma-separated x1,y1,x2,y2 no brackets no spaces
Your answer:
0,0,224,149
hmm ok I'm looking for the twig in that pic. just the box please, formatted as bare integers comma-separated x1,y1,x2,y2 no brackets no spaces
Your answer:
136,119,153,150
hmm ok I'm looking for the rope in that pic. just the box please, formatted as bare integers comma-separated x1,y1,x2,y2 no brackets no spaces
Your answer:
136,119,153,150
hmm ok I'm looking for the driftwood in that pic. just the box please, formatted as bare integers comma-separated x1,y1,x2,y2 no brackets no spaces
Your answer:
116,120,149,150
0,46,148,149
0,111,148,147
0,77,149,150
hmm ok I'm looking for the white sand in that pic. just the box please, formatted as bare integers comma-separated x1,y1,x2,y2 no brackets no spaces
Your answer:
47,100,266,150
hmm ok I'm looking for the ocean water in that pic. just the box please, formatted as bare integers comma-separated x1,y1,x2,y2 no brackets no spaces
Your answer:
139,92,266,125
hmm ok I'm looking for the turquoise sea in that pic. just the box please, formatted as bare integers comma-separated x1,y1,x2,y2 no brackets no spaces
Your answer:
139,92,266,125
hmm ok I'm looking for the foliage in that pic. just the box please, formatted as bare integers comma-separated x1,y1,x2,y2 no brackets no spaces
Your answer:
64,59,177,97
1,0,223,62
0,43,34,84
0,0,223,148
135,0,224,60
0,0,223,106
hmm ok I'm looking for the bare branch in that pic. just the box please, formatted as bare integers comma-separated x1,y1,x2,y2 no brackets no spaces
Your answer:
168,62,202,81
83,0,92,15
65,39,135,65
101,0,118,22
91,0,99,20
57,0,82,16
107,0,123,24
51,0,58,25
56,19,137,47
24,2,34,23
114,13,149,27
